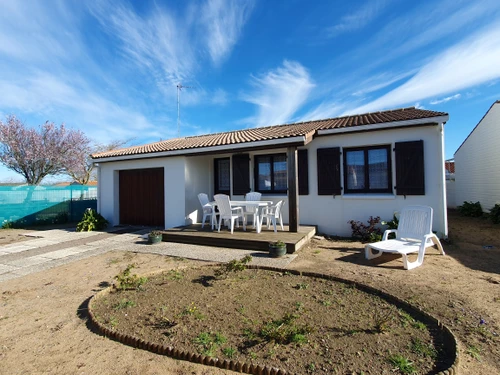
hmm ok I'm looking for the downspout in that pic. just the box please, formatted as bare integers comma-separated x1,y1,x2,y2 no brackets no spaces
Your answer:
95,163,101,213
438,123,448,238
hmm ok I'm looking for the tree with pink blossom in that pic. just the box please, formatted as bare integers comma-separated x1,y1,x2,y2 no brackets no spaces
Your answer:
65,139,128,185
0,115,91,185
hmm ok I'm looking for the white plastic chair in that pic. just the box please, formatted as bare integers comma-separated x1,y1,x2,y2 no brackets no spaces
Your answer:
261,200,284,232
243,192,262,228
214,194,246,234
198,193,217,229
365,205,445,270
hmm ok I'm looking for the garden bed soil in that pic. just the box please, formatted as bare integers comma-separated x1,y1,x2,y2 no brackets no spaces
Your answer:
91,266,449,374
0,209,499,374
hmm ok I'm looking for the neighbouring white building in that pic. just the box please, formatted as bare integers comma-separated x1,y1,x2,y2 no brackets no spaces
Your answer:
92,107,449,238
454,100,500,212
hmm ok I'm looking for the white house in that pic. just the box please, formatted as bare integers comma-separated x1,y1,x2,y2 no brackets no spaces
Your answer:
92,107,449,238
454,100,500,212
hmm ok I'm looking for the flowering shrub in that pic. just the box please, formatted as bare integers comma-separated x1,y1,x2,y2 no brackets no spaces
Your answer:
348,216,382,242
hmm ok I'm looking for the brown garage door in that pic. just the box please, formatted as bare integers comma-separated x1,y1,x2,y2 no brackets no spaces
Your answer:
119,168,165,227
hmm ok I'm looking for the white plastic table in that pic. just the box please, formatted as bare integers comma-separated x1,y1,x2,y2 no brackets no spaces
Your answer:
207,200,273,233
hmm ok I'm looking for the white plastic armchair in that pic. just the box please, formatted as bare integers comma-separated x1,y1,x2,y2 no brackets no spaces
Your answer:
261,200,284,232
214,194,246,234
198,193,217,229
244,192,262,228
365,205,445,270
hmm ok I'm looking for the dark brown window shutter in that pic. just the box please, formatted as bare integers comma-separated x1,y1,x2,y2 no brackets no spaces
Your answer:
317,147,341,195
395,140,425,195
298,149,309,195
232,154,250,195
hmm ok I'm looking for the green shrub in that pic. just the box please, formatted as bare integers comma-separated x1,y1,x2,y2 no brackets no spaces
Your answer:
214,255,252,279
457,201,483,217
1,220,15,229
76,208,108,231
489,204,500,224
114,264,148,291
381,213,399,229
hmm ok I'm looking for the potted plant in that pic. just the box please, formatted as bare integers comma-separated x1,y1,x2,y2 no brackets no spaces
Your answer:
269,240,287,257
148,230,163,244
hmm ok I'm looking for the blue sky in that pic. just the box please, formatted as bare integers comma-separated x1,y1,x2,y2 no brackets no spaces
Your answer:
1,0,500,182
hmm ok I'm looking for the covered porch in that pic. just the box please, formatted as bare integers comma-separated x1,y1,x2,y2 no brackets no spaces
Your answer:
161,224,316,254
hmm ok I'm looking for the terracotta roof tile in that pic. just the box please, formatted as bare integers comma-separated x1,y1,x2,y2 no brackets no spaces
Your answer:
92,107,447,160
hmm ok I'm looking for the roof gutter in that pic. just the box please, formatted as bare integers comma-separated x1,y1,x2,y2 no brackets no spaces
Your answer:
92,135,306,163
317,115,449,136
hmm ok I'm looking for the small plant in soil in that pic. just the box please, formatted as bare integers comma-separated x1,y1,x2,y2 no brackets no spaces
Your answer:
165,269,184,280
399,310,426,330
295,282,309,290
410,337,437,359
113,264,148,291
306,362,316,373
387,353,416,374
373,308,394,333
113,299,136,310
180,302,204,320
466,344,481,360
222,346,237,359
108,316,118,328
193,331,227,357
214,255,252,279
259,311,313,345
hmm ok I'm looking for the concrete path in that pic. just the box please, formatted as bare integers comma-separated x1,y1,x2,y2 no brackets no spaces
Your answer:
0,228,297,283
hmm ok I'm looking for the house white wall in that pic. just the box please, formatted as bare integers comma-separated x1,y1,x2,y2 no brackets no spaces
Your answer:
446,179,456,208
184,156,211,224
455,102,500,212
200,124,447,237
96,123,447,237
300,125,447,237
97,156,186,229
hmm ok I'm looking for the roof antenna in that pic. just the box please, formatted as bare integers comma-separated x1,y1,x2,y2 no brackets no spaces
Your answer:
177,84,192,137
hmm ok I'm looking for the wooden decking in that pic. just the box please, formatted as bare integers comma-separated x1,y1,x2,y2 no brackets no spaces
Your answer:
162,224,316,253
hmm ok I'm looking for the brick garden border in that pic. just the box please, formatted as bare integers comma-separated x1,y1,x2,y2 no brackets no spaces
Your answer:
87,265,459,375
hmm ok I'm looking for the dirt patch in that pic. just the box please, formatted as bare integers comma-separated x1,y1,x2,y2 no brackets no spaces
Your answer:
90,266,452,374
0,209,499,374
0,229,32,245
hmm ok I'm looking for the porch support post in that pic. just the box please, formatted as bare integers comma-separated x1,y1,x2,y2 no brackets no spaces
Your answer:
287,146,299,232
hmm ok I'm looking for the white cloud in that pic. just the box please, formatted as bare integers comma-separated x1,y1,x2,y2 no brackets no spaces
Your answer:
297,101,345,123
330,0,500,83
0,1,83,63
211,88,229,105
89,1,196,91
325,0,390,37
349,21,500,114
0,70,160,143
241,60,315,127
430,94,461,105
200,0,254,64
352,71,415,97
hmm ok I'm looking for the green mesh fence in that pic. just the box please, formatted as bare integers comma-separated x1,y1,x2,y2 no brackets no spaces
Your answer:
0,185,97,227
